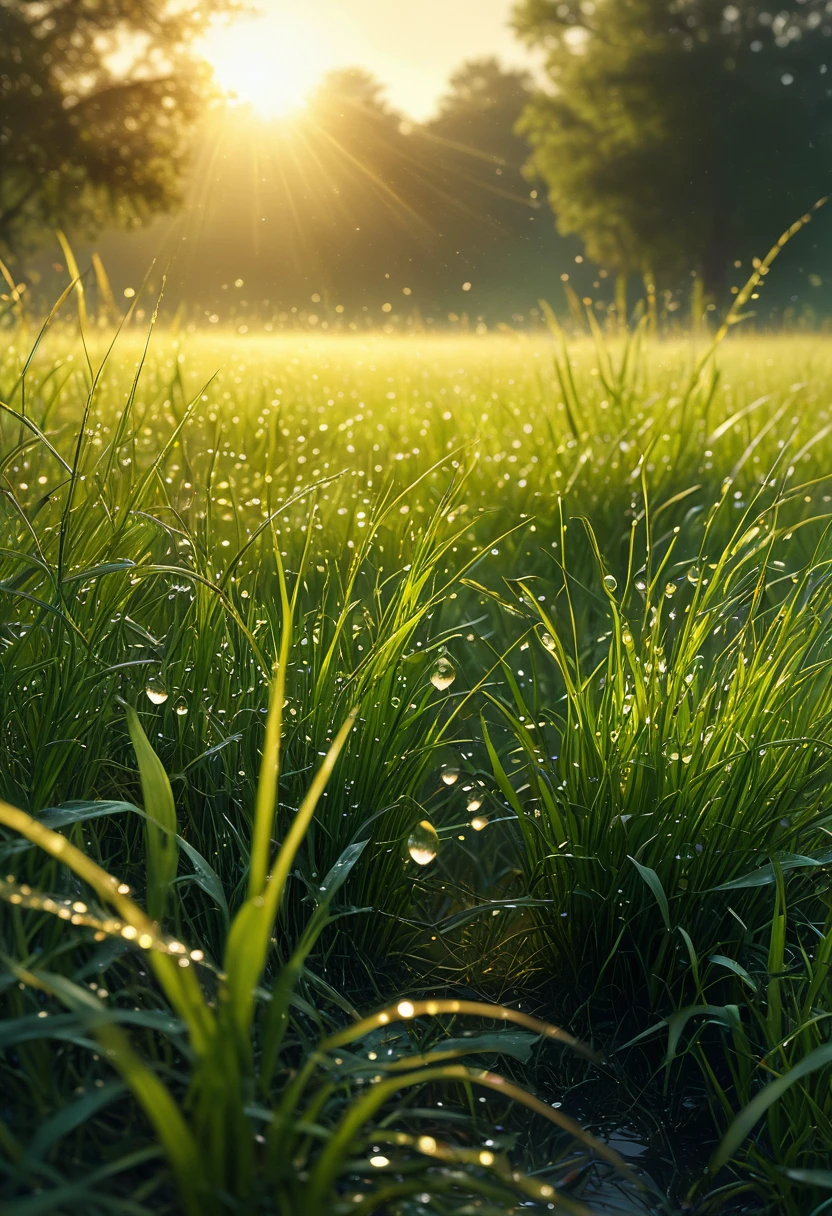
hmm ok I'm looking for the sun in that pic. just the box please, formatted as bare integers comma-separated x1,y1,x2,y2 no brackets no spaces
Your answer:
200,11,321,119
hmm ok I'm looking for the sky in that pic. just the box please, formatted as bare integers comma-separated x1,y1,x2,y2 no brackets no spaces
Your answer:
200,0,535,121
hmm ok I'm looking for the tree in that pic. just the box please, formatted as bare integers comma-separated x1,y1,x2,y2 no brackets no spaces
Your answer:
0,0,233,255
515,1,832,293
39,58,580,321
425,58,543,252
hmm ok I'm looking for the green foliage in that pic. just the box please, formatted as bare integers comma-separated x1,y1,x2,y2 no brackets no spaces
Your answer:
125,705,179,924
635,872,832,1214
0,0,234,253
0,686,618,1214
485,480,832,1001
515,0,832,291
5,287,832,1209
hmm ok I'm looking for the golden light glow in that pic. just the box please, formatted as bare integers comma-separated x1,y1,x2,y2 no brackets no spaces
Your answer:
201,11,324,118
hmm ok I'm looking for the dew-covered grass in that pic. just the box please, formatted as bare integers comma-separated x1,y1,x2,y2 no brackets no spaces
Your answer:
3,317,832,1213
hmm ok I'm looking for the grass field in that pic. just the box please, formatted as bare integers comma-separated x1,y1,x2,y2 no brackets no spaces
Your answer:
2,312,832,1213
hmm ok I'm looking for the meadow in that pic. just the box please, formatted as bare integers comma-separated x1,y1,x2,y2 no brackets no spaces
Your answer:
2,302,832,1213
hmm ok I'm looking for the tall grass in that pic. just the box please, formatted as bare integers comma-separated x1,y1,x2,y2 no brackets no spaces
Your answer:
484,473,832,1003
4,274,832,1210
0,317,504,970
0,683,620,1214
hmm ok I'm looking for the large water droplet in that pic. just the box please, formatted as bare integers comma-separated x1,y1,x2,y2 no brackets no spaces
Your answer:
441,767,460,786
466,795,483,813
174,697,188,717
687,566,700,586
145,676,168,705
408,820,439,866
471,816,488,832
430,656,456,692
665,582,677,598
541,631,557,653
603,573,617,593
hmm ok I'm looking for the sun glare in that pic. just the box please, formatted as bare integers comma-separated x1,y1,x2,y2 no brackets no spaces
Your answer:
201,13,321,118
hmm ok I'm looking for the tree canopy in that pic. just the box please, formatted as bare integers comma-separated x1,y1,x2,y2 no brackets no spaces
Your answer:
515,0,832,292
0,0,233,254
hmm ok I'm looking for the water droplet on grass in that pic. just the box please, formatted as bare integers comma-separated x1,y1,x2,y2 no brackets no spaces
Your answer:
665,582,677,598
441,767,459,785
408,820,439,865
145,676,168,705
603,573,617,592
430,656,455,691
471,816,488,831
541,631,556,653
174,697,188,716
466,795,483,812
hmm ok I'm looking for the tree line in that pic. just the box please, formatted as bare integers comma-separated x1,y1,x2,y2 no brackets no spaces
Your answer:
3,0,832,320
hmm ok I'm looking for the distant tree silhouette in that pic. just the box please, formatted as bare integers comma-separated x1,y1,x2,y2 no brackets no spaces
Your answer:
515,0,832,294
0,0,233,254
423,59,549,271
31,57,582,319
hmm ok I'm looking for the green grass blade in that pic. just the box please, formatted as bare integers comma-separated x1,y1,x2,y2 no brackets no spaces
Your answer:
125,704,178,924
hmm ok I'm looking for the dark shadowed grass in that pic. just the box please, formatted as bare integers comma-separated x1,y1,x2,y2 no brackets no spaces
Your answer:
0,644,632,1215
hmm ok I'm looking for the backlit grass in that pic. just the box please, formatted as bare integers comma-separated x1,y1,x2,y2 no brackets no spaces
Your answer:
3,311,832,1212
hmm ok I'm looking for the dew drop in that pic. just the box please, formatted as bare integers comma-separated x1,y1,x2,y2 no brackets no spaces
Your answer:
145,676,168,705
541,631,557,653
430,656,456,691
466,795,483,813
603,573,617,593
665,582,677,598
687,567,700,586
174,697,188,717
408,820,439,865
471,816,488,832
441,767,459,785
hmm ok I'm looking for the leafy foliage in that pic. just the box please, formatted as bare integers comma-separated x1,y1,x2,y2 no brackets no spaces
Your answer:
515,0,832,290
0,0,234,252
